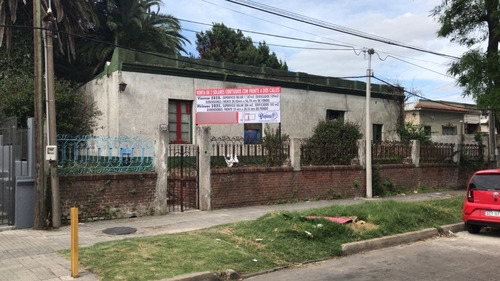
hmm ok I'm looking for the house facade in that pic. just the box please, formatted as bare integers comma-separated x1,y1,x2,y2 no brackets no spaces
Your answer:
404,99,489,136
82,48,404,143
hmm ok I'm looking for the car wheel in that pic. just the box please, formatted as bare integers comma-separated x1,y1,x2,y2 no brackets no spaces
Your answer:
467,224,481,234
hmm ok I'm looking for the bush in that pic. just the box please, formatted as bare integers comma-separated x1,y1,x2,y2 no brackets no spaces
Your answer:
397,122,431,143
302,119,361,165
261,125,289,167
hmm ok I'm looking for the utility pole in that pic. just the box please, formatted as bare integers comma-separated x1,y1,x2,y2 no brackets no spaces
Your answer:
33,0,47,229
365,48,374,198
44,8,61,228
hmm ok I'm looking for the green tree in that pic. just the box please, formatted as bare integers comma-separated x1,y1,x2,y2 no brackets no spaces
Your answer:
0,0,96,58
0,71,101,135
0,23,100,135
196,23,288,70
78,0,189,75
432,1,500,114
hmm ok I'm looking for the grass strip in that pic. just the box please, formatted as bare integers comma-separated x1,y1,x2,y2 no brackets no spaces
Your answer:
60,196,464,280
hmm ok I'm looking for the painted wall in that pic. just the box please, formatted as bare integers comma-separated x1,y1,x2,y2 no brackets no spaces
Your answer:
83,70,402,142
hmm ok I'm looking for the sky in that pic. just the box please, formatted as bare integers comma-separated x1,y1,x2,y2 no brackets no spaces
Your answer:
162,0,476,104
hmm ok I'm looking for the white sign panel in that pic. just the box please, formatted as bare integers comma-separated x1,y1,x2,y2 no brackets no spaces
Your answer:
195,87,281,124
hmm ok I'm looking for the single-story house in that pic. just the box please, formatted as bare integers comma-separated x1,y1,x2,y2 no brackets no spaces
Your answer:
404,99,488,137
82,48,404,143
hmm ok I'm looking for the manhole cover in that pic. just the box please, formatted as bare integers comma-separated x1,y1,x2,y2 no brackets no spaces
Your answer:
103,227,137,235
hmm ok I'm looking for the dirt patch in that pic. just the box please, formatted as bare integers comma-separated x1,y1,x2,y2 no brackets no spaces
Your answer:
342,216,378,232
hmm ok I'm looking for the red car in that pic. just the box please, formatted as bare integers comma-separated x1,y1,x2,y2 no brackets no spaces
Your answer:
463,169,500,234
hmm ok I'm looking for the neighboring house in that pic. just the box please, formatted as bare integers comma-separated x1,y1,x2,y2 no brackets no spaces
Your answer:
82,48,404,143
404,99,488,137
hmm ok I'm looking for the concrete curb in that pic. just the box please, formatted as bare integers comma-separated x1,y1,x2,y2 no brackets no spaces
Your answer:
341,222,465,256
167,223,466,281
161,271,221,281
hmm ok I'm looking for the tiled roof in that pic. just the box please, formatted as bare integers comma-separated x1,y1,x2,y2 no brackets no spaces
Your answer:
414,103,469,112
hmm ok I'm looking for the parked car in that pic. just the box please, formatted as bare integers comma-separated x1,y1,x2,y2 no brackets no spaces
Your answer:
463,169,500,233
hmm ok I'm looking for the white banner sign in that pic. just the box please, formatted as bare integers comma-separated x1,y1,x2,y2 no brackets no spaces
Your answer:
195,87,281,124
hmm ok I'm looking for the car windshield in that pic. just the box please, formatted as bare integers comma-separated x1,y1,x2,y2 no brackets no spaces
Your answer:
470,174,500,190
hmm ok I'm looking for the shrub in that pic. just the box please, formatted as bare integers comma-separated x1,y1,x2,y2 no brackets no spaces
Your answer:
397,122,431,143
302,119,361,165
261,125,289,167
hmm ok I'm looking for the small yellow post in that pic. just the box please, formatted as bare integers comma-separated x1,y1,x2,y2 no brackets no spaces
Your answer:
71,207,79,278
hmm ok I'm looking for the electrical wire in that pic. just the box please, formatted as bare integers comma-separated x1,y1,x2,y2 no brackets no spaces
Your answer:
224,0,461,60
373,75,496,111
76,0,456,78
0,23,368,81
0,24,471,109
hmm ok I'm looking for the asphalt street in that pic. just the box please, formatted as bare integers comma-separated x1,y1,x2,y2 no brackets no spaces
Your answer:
245,229,500,281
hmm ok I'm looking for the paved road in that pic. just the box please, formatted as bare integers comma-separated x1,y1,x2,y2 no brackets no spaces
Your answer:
246,229,500,281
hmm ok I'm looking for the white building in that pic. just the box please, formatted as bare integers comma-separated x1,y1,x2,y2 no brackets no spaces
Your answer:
82,48,404,143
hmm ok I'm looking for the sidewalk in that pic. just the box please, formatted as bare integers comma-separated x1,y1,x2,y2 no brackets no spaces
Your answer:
0,190,464,281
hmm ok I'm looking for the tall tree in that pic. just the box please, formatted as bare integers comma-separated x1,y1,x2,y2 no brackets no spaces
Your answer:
432,0,500,111
0,9,100,135
196,23,288,70
0,0,96,58
78,0,189,75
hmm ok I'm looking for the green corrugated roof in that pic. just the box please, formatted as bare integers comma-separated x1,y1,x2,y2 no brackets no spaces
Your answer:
98,48,404,100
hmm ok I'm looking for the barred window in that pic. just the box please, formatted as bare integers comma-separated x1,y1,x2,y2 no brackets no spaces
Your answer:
169,100,192,144
442,125,457,135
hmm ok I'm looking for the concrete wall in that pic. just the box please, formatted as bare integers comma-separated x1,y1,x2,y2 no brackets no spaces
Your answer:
84,71,402,142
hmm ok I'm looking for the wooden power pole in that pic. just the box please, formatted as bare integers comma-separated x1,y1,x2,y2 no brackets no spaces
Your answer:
33,0,47,229
44,11,61,228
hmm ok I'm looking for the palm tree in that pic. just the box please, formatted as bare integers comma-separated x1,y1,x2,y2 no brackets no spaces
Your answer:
79,0,189,74
0,0,96,58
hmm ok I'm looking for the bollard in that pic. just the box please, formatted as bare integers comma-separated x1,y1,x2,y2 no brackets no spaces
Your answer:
71,207,79,278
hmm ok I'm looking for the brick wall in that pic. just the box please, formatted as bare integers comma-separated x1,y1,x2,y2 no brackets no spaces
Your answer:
59,172,157,222
211,164,468,209
211,166,366,209
58,164,471,220
379,164,473,190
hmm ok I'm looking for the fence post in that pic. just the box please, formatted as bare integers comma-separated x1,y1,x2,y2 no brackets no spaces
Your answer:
357,139,366,168
153,124,169,215
290,138,301,171
411,140,420,167
197,126,211,211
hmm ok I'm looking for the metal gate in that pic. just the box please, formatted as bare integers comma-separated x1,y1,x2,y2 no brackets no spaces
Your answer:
0,118,17,225
167,145,199,212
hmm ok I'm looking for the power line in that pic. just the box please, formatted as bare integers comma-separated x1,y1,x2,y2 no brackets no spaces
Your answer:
182,27,358,52
181,21,450,77
180,19,357,49
80,0,454,78
373,75,494,111
1,24,461,108
224,0,461,60
197,0,358,49
0,23,368,81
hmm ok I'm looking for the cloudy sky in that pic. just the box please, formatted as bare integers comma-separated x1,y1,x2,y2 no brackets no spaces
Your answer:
162,0,475,104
